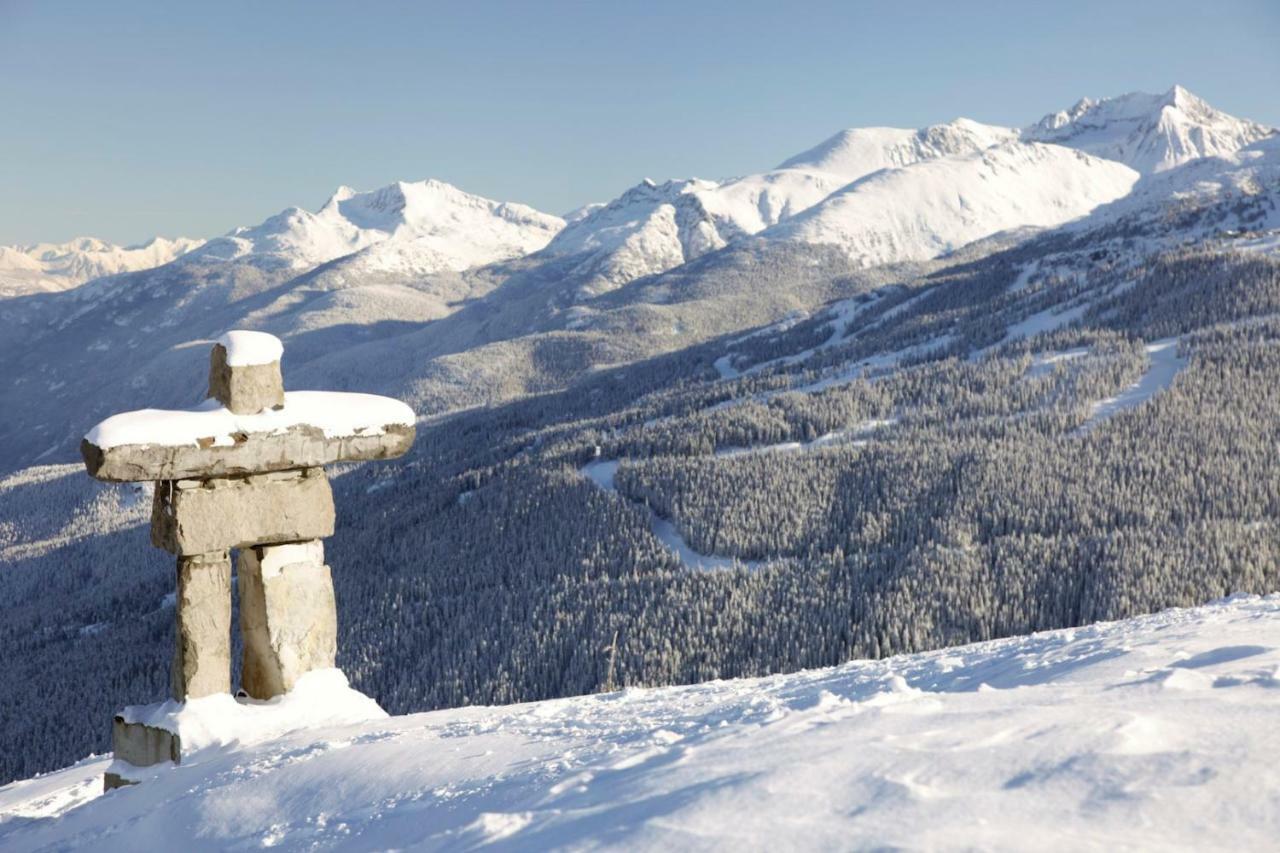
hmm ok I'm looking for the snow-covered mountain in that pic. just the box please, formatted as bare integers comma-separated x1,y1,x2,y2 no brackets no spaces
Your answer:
765,141,1140,264
540,119,1020,295
1024,84,1276,174
5,596,1279,850
0,236,203,297
186,179,564,274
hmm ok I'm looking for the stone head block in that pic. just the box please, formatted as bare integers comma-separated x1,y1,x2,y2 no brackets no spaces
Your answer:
208,342,285,415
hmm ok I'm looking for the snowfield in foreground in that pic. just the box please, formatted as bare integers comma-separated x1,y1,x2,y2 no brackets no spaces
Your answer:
4,597,1280,851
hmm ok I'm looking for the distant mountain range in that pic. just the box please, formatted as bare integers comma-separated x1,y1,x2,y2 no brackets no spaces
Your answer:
5,85,1269,301
0,236,202,297
0,86,1274,476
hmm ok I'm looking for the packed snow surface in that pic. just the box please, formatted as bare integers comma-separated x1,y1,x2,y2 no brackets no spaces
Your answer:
215,330,283,366
84,391,415,449
5,596,1280,850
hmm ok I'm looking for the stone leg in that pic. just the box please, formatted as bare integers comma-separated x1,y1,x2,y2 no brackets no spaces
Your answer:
172,551,232,702
238,540,337,699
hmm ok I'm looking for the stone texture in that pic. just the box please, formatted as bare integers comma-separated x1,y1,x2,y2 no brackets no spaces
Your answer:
239,541,337,700
82,422,415,482
207,342,284,414
105,716,181,789
151,467,335,555
173,551,232,702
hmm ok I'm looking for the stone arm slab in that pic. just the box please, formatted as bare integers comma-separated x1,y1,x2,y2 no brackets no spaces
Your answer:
81,391,415,482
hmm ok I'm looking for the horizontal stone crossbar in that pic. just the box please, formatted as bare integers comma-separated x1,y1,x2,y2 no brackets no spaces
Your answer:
82,422,414,482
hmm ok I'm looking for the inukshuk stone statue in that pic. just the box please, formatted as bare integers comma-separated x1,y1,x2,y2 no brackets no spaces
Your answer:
80,330,414,789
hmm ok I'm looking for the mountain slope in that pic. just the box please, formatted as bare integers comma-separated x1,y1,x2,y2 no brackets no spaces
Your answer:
765,141,1140,264
4,596,1279,850
1071,133,1280,240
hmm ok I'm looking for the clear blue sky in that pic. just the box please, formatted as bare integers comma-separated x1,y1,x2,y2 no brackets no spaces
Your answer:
2,0,1277,245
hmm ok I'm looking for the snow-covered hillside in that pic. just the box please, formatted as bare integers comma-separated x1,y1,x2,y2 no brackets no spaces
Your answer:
0,236,203,297
1075,134,1280,239
187,179,564,274
4,596,1279,850
765,142,1139,264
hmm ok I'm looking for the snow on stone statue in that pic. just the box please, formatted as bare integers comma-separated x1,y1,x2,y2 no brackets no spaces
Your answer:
80,330,415,790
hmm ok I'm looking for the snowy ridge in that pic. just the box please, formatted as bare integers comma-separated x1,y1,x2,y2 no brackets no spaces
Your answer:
186,179,564,274
778,117,1018,176
541,119,1020,294
5,596,1280,850
1070,133,1280,239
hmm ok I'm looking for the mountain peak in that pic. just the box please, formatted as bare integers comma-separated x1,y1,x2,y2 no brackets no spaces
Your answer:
1024,86,1275,173
1162,83,1200,110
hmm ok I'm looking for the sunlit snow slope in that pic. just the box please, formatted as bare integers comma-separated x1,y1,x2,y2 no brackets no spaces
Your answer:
4,596,1280,851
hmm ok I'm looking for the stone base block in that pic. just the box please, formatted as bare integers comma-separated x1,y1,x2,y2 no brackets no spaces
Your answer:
104,715,182,790
152,467,335,556
239,541,338,700
103,772,137,791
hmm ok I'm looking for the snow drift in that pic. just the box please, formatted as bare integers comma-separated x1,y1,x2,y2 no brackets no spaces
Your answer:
4,596,1280,850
